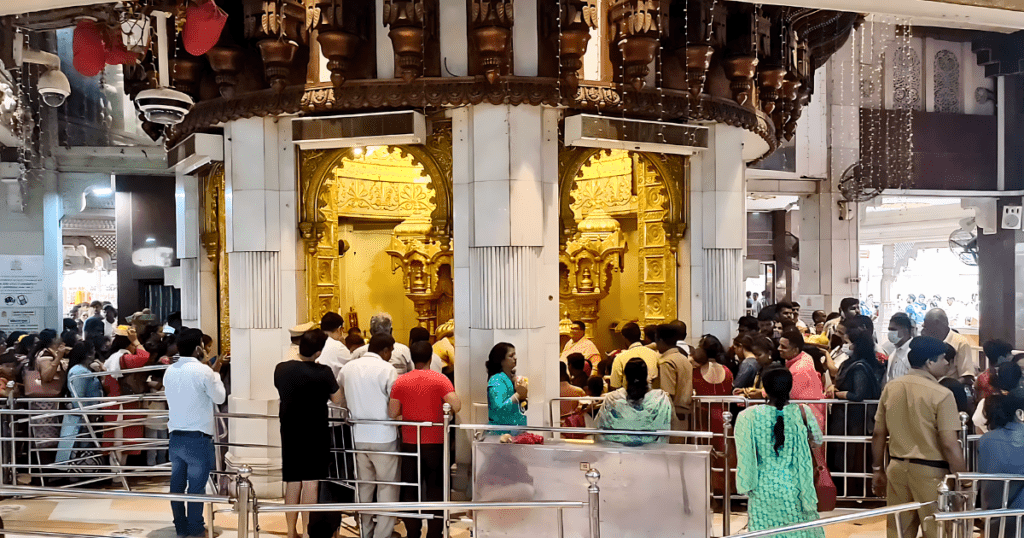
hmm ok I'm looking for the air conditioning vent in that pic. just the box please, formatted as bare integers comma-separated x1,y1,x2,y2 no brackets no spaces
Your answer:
564,114,709,155
168,133,224,174
292,111,427,149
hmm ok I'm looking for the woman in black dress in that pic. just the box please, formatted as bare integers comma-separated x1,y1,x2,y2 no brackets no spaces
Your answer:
274,330,342,538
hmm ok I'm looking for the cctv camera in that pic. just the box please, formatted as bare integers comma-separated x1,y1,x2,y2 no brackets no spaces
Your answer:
37,68,69,107
135,87,194,125
13,38,70,107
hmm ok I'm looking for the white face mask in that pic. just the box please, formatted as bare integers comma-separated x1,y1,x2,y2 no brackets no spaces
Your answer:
887,331,902,345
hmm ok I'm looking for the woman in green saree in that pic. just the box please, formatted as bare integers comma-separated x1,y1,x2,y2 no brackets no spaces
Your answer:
595,358,672,446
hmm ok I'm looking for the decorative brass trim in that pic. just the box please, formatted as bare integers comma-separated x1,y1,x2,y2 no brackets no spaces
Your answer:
199,163,230,357
558,149,685,330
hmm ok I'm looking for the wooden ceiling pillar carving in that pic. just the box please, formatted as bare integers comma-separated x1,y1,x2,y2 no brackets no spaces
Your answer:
383,0,440,82
540,0,598,97
136,0,861,163
608,0,665,92
469,0,514,84
313,0,374,91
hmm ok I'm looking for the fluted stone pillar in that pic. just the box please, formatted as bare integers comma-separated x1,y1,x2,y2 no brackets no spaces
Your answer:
688,124,747,343
222,116,305,497
451,104,561,467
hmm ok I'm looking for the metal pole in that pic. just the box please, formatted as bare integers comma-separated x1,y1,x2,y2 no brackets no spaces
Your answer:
557,507,564,538
236,465,252,538
937,480,950,538
586,469,600,538
959,412,969,467
442,403,451,538
3,381,12,488
722,411,733,538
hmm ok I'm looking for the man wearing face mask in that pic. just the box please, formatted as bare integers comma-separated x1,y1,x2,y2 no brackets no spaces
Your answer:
882,313,915,385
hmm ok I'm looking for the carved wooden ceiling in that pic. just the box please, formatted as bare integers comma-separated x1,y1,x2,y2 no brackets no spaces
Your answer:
6,0,860,161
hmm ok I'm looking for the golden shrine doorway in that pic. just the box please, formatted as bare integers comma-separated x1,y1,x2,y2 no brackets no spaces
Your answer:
299,125,453,337
558,149,687,353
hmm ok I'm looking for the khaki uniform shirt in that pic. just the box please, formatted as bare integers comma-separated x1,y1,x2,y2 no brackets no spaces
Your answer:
874,369,961,461
654,348,693,416
609,342,660,389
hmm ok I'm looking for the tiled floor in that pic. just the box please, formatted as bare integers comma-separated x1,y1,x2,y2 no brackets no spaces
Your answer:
0,482,889,538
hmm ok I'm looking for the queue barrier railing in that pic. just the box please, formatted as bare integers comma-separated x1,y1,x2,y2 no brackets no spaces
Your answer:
933,472,1024,538
723,501,932,538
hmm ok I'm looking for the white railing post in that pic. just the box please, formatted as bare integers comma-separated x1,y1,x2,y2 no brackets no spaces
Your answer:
722,410,733,537
442,402,452,538
586,468,601,538
236,465,253,538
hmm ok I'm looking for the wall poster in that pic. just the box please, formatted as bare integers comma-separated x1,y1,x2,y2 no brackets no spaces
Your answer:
0,255,45,333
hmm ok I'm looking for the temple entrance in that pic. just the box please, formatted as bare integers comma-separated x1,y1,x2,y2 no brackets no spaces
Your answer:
558,149,687,354
299,125,453,336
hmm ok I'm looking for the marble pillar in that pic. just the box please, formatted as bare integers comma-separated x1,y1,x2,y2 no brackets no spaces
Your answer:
451,104,561,464
222,116,305,497
689,124,746,344
175,173,201,329
799,41,859,315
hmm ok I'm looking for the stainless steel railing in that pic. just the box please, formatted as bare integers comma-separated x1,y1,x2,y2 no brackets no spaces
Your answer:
724,501,932,538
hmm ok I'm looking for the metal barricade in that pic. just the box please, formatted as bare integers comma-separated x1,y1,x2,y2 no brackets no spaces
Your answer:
723,501,932,538
935,472,1024,538
692,395,884,502
0,364,174,490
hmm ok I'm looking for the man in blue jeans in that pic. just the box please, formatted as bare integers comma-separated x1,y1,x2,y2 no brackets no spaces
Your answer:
163,328,227,537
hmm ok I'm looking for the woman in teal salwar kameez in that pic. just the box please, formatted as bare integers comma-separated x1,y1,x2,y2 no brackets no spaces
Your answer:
486,343,528,433
735,366,825,538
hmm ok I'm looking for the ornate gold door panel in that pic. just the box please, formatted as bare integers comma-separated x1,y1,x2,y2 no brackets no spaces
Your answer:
298,124,453,324
200,162,230,355
559,147,687,332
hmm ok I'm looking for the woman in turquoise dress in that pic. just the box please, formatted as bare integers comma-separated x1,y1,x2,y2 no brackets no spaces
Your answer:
596,358,672,446
735,366,824,538
487,343,527,431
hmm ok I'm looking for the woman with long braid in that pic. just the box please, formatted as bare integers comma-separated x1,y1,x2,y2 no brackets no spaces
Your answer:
735,366,825,538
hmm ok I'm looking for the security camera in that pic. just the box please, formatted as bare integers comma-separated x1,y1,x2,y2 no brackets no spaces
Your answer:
37,68,70,107
135,87,194,125
132,11,193,126
13,37,70,107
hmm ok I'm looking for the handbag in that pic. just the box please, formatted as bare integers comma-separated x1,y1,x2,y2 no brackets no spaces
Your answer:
800,404,837,512
561,411,586,440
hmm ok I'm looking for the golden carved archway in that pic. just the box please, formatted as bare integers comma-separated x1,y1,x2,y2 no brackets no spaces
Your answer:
199,162,230,355
558,148,688,334
298,124,453,323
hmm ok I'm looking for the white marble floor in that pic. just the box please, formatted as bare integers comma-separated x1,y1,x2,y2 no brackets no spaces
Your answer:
0,485,890,538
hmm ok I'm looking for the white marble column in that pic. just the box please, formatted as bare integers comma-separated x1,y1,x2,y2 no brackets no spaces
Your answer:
799,42,859,314
175,173,201,328
451,104,561,460
688,124,746,344
222,116,304,497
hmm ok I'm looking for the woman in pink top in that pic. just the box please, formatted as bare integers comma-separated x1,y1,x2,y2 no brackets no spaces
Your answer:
779,329,825,431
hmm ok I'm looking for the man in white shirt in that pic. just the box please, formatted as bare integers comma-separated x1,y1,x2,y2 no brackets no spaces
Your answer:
163,328,226,538
882,312,915,384
102,305,117,338
316,312,351,378
338,334,400,538
349,312,414,375
610,322,659,388
922,308,977,382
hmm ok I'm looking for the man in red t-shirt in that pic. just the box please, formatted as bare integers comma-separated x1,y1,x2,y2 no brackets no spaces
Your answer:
388,341,461,538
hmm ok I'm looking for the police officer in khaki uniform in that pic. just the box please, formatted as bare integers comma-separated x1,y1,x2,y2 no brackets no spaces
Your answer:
871,336,967,538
